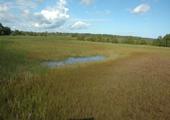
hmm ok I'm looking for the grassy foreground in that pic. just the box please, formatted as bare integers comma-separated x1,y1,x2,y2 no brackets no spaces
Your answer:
0,36,170,120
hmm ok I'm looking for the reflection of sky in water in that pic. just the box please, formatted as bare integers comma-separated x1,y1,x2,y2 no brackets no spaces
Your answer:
42,56,106,68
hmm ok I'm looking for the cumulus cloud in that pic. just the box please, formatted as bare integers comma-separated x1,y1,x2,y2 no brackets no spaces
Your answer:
80,0,95,6
0,5,19,23
129,3,150,15
33,0,69,29
57,0,67,6
11,22,35,31
0,13,19,23
19,9,32,21
106,10,110,15
0,5,9,13
67,21,91,30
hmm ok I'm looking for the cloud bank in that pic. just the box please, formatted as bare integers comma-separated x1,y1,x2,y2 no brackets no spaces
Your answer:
67,21,91,30
0,4,19,23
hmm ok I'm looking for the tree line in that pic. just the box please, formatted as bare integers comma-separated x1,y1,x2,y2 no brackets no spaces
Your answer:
0,23,11,35
0,23,70,37
1,22,170,47
74,34,150,45
152,34,170,47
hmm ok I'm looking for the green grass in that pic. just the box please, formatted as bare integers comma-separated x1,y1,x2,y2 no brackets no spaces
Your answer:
0,36,170,119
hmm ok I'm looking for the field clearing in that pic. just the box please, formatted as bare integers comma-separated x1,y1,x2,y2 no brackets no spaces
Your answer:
1,36,170,119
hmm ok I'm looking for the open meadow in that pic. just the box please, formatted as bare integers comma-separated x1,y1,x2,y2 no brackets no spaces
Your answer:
1,36,170,119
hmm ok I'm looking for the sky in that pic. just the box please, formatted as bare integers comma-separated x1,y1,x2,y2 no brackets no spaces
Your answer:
0,0,170,38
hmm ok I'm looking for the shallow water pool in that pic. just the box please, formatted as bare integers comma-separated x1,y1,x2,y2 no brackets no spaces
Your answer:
42,56,106,68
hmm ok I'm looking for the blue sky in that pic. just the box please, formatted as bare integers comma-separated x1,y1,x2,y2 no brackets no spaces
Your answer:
0,0,169,38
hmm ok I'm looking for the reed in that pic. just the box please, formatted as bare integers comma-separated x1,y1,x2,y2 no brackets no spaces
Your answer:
0,36,170,119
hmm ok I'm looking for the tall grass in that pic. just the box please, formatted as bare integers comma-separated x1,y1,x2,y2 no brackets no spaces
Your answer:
1,36,170,119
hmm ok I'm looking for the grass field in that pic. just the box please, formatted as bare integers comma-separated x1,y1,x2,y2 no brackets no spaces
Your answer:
1,36,170,120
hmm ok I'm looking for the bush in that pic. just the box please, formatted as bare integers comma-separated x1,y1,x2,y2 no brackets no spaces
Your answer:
71,33,78,37
123,36,135,44
11,32,16,36
77,34,85,41
106,37,110,43
0,23,11,35
111,36,118,43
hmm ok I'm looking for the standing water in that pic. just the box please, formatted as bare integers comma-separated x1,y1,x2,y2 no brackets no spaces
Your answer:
42,56,106,68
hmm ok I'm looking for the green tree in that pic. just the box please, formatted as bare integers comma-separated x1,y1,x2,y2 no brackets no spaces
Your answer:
111,36,118,43
158,36,163,40
77,34,85,41
28,31,33,36
15,30,20,35
101,37,105,42
33,32,37,36
20,31,26,36
0,23,4,36
135,37,141,45
11,32,16,36
1,31,5,36
4,27,11,35
42,32,47,36
0,27,3,35
141,39,147,45
125,36,135,44
106,37,110,43
153,36,162,46
0,23,3,28
71,33,78,37
163,34,170,47
97,35,102,42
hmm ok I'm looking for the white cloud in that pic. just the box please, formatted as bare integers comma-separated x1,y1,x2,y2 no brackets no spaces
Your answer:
33,0,69,29
128,31,133,33
16,0,36,9
57,0,67,6
55,27,67,32
0,5,9,13
0,12,19,23
129,3,150,15
67,21,91,30
19,9,32,21
11,22,35,31
80,0,95,6
36,0,44,5
106,10,110,15
0,4,19,23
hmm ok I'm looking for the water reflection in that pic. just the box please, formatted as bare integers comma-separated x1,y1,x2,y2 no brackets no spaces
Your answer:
42,56,106,68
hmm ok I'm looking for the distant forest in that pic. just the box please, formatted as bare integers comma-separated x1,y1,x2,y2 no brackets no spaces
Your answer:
0,22,169,47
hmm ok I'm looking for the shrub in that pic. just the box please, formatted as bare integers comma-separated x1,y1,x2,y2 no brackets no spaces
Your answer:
77,34,85,41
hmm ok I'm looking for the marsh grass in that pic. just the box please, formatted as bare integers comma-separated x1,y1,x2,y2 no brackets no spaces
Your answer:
1,36,170,119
